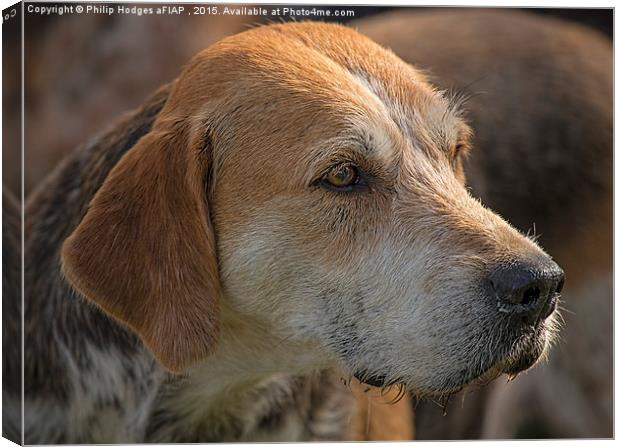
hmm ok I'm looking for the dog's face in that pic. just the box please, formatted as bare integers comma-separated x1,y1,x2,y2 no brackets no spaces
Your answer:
62,23,563,397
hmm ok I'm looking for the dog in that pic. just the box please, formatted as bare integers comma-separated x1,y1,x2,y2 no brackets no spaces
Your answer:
356,9,612,438
15,21,564,443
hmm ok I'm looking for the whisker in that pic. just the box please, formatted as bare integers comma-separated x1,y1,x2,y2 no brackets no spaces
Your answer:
557,304,575,316
441,394,453,416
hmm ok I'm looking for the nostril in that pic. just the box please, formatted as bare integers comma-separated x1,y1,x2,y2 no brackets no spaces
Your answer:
521,286,540,307
489,260,564,324
489,264,541,306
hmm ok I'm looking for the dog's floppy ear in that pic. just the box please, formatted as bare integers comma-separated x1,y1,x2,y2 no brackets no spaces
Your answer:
62,112,220,373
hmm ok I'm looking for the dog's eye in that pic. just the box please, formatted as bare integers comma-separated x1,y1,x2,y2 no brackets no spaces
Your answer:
317,164,366,192
326,164,357,187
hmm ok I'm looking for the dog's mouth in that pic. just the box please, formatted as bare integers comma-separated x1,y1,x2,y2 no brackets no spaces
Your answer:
455,316,556,393
496,321,552,375
351,310,557,396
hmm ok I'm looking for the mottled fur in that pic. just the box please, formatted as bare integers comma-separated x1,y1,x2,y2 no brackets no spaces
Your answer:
3,190,22,444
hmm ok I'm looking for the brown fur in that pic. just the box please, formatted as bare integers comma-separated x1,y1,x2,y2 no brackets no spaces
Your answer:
23,86,170,409
63,20,545,377
62,91,222,372
18,50,405,442
7,13,250,196
357,8,612,283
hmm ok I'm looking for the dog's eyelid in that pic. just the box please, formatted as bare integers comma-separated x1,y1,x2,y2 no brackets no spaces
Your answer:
312,149,365,176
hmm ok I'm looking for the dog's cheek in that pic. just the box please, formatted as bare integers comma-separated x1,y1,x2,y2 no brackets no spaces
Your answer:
320,240,500,389
215,206,330,334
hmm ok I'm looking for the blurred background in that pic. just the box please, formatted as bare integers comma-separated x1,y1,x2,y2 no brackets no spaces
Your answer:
4,3,612,440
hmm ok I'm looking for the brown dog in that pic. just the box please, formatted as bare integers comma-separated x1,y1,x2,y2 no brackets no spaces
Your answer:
18,21,563,442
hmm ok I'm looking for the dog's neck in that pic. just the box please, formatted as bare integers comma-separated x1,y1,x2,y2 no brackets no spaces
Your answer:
187,313,334,397
146,309,348,441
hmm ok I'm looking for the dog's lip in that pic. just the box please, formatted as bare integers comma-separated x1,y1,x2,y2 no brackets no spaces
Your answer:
353,314,551,394
497,324,548,376
500,355,539,376
455,323,550,391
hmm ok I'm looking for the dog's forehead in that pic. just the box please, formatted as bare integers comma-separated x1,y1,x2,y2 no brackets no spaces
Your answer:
227,23,435,104
240,23,467,151
177,22,467,160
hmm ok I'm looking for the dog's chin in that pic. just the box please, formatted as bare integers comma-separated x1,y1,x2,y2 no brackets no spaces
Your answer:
500,346,544,376
462,319,553,391
497,325,550,376
348,314,557,397
426,318,555,397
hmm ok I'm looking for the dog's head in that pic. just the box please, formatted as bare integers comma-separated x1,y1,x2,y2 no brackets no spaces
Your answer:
62,22,563,396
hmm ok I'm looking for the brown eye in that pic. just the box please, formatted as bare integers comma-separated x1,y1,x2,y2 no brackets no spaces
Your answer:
315,163,368,193
325,164,358,188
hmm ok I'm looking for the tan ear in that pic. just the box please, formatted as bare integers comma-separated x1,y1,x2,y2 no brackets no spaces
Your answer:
62,119,221,373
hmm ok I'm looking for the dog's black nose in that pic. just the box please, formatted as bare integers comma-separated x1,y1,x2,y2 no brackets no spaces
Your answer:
489,259,564,325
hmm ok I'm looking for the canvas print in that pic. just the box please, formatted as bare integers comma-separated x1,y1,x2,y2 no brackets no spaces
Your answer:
2,1,613,443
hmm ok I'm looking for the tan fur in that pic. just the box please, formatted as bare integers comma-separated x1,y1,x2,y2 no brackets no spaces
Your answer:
348,380,414,440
